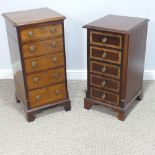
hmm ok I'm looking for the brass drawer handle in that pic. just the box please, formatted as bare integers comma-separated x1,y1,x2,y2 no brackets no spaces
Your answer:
33,77,39,83
102,52,107,59
52,57,58,63
102,37,108,43
31,61,37,68
29,46,35,52
28,31,34,38
101,93,106,100
51,41,56,48
101,66,106,73
53,73,59,79
51,27,56,33
35,95,41,100
101,80,106,87
55,90,61,95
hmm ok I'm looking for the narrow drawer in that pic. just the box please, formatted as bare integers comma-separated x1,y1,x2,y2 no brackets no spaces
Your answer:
90,74,120,93
29,83,67,108
90,31,122,49
20,24,63,43
90,61,120,79
90,87,119,106
90,46,121,65
22,38,64,58
27,67,65,90
24,53,64,73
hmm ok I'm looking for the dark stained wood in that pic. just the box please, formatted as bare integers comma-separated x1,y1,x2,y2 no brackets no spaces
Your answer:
83,15,149,34
90,31,122,49
90,61,120,79
5,20,27,106
90,74,120,93
3,8,71,122
64,101,71,111
90,46,121,65
84,15,149,121
2,8,65,26
123,23,148,105
90,87,119,106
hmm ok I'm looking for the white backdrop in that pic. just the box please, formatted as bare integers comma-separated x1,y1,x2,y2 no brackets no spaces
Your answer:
0,0,155,79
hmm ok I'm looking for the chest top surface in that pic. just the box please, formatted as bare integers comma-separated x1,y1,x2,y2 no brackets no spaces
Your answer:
2,8,65,26
83,15,149,34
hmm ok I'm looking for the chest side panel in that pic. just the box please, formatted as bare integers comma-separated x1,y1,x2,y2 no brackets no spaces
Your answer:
123,23,148,105
5,20,27,105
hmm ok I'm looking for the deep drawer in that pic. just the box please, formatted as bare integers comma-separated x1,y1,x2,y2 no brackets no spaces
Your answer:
24,53,64,73
22,38,64,58
90,61,120,79
90,31,122,49
90,46,121,65
20,24,63,43
26,67,65,90
29,83,67,108
90,87,119,106
90,74,120,93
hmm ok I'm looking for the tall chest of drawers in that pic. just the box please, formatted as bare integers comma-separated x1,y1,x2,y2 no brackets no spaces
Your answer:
83,15,149,120
3,8,71,122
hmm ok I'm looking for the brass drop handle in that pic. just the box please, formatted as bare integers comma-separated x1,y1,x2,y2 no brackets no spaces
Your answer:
51,41,56,48
33,77,39,83
52,57,58,63
51,27,56,33
31,61,37,68
55,90,61,95
102,37,108,43
53,73,59,79
101,93,106,100
102,52,107,59
101,80,106,87
28,31,34,38
101,66,106,73
29,46,35,52
35,95,41,100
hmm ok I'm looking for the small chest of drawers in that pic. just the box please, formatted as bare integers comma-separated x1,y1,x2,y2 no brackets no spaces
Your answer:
83,15,149,121
3,8,71,122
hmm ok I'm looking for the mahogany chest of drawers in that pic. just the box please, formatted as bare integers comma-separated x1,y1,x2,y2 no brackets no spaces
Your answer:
83,15,149,120
3,8,71,122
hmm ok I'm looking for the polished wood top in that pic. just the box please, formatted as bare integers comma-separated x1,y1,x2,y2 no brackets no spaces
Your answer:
2,8,65,26
83,15,149,34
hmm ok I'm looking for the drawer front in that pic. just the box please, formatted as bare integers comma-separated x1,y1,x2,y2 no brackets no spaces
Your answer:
90,74,120,93
90,87,119,106
90,46,121,65
29,83,67,108
90,31,122,49
22,38,64,58
27,67,65,90
20,24,63,42
90,61,120,79
25,53,64,73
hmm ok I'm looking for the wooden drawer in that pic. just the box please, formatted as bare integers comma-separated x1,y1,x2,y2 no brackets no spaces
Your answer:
22,38,64,58
27,67,65,90
90,61,120,79
20,24,62,43
90,74,120,93
90,46,121,65
90,87,119,106
90,31,122,49
29,83,67,108
24,53,64,73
